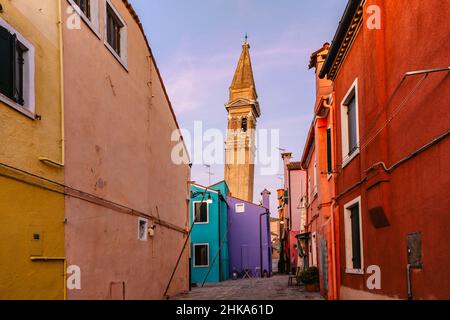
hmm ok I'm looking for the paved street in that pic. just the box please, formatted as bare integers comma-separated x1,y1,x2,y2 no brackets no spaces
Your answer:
172,274,323,300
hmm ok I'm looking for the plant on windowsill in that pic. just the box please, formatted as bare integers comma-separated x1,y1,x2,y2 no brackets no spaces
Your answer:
299,267,319,292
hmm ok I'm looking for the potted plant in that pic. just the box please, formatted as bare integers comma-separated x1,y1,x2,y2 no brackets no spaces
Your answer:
299,267,319,292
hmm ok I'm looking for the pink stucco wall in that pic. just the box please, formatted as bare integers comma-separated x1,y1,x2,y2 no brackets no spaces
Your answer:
288,169,306,232
63,0,190,299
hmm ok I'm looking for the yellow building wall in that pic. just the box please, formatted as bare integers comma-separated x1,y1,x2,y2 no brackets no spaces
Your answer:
0,1,64,299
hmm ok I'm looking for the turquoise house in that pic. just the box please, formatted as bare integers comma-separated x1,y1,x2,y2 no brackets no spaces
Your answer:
190,181,230,284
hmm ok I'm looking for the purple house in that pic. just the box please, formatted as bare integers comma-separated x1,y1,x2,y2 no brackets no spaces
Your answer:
227,189,272,278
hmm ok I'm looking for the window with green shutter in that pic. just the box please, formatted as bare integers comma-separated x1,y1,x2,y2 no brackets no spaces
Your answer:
0,25,14,101
0,25,26,106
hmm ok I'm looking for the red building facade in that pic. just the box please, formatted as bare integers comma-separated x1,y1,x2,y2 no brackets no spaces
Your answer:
318,0,450,299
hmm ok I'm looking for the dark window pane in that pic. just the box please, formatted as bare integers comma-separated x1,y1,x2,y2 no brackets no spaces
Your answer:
350,205,362,269
194,202,208,223
74,0,91,19
347,94,358,155
241,117,248,132
106,5,122,55
326,128,332,174
0,26,14,100
194,245,208,266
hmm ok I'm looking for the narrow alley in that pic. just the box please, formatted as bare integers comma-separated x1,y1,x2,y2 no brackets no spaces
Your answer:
172,275,323,300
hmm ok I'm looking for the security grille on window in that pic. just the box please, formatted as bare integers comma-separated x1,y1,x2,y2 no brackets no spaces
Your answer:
193,244,209,267
0,26,27,106
194,202,208,223
74,0,91,19
106,4,123,55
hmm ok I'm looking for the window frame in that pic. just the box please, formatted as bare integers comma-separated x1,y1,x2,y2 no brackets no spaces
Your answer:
343,196,364,274
104,0,128,70
137,217,148,241
340,78,360,168
67,0,100,37
0,17,35,119
192,200,209,225
235,203,245,213
193,243,210,268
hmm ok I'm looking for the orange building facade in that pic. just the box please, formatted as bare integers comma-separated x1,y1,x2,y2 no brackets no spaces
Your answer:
300,43,338,299
300,0,450,299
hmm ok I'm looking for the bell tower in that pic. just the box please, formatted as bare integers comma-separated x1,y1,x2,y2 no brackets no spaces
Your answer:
224,37,260,202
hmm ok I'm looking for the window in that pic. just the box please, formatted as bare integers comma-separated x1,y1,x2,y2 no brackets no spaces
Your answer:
193,244,209,267
138,217,148,241
104,0,128,68
74,0,91,19
193,201,208,224
344,196,363,274
241,117,248,132
313,160,318,196
326,128,332,174
347,95,358,154
0,19,35,118
235,203,245,213
340,78,360,166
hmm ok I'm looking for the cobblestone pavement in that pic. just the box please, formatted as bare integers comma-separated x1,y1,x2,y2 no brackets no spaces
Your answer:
171,274,323,300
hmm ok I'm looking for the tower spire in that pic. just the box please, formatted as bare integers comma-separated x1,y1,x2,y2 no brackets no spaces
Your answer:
229,36,257,102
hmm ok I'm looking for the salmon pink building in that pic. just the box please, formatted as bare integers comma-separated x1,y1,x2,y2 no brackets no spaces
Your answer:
300,43,339,300
319,0,450,299
62,0,190,299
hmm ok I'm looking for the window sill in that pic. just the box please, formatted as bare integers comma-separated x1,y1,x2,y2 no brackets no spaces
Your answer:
0,94,35,120
345,268,364,275
193,265,209,268
193,222,209,225
67,0,101,39
104,41,128,71
342,148,360,168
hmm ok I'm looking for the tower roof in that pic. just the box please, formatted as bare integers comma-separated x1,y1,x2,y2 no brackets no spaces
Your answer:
229,37,258,101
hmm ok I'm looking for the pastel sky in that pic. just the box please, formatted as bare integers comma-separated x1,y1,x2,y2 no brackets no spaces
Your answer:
129,0,348,214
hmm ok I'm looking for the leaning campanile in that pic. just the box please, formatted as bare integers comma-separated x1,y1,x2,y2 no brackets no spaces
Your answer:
224,37,260,202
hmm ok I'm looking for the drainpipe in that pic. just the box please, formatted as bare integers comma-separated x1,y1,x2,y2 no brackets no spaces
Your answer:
330,200,338,300
40,0,65,168
218,191,222,281
260,209,269,278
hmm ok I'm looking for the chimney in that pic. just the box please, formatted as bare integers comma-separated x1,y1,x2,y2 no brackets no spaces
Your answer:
281,152,292,190
261,189,271,210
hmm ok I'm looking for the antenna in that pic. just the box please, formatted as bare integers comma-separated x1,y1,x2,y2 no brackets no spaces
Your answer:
204,164,214,185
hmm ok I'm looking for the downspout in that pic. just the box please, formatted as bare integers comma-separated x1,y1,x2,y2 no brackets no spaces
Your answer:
40,0,65,168
260,209,269,278
322,95,338,300
218,191,222,281
30,257,66,300
287,169,292,272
